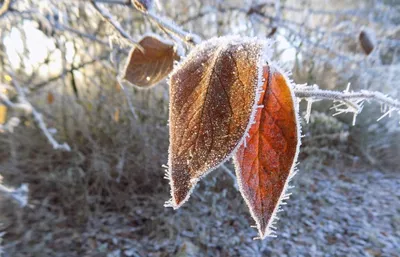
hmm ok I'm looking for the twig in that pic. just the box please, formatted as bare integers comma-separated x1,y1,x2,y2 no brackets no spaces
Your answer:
294,85,400,123
8,77,71,151
91,1,144,51
0,183,29,207
143,10,201,46
294,87,400,110
92,0,131,5
30,56,109,92
221,164,238,190
0,0,11,18
117,77,139,120
0,92,15,108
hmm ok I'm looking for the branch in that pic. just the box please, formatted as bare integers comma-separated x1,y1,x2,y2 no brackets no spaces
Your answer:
117,77,138,120
92,0,131,5
294,84,400,124
30,55,109,92
0,92,15,108
91,1,144,50
294,86,400,109
0,0,11,18
145,11,201,46
0,183,29,207
4,78,71,151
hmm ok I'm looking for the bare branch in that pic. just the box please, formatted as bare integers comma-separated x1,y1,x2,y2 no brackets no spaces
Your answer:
143,10,201,46
0,92,16,108
117,77,139,120
91,1,144,50
4,78,71,151
294,87,400,110
0,0,12,18
294,85,400,124
0,183,29,207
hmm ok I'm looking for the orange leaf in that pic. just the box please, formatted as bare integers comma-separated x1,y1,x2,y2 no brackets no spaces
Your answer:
114,108,120,123
123,35,180,88
234,65,300,239
0,104,7,125
167,36,268,208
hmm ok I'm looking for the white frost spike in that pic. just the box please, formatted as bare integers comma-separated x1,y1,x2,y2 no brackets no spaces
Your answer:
305,98,313,123
377,108,392,121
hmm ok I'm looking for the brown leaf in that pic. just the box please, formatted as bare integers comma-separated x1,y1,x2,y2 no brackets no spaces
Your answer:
234,65,300,239
359,29,376,55
167,36,268,208
47,92,54,104
123,35,180,88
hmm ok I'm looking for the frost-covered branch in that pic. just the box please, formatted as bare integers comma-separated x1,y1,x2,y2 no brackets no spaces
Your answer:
2,79,71,151
294,84,400,124
0,183,29,207
0,92,15,109
91,1,143,50
0,0,12,18
145,11,201,46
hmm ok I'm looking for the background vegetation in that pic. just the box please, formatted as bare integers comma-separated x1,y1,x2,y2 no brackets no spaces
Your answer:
0,0,399,256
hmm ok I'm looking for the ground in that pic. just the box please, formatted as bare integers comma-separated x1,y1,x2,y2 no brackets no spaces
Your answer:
1,164,399,257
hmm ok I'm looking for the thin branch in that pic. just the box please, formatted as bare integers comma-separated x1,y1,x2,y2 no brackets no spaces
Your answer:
0,92,15,108
294,85,400,124
0,183,29,207
30,55,109,92
294,87,400,110
144,10,201,46
117,77,139,120
7,77,71,151
92,0,131,5
91,1,144,50
0,0,11,18
221,164,238,190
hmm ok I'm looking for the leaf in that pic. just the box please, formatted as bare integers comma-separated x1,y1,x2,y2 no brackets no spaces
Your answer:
0,104,7,125
123,35,180,88
47,92,54,104
3,74,12,82
114,108,120,123
359,29,376,55
167,36,269,208
233,65,300,239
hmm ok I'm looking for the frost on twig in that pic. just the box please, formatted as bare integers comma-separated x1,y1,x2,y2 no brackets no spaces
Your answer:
1,78,71,151
294,83,400,125
142,9,201,46
0,117,20,133
91,1,143,51
0,183,29,207
117,77,139,120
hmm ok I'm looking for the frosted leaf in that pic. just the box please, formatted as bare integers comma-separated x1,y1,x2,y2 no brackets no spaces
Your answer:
359,28,376,55
167,36,271,208
234,66,301,239
122,34,180,88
